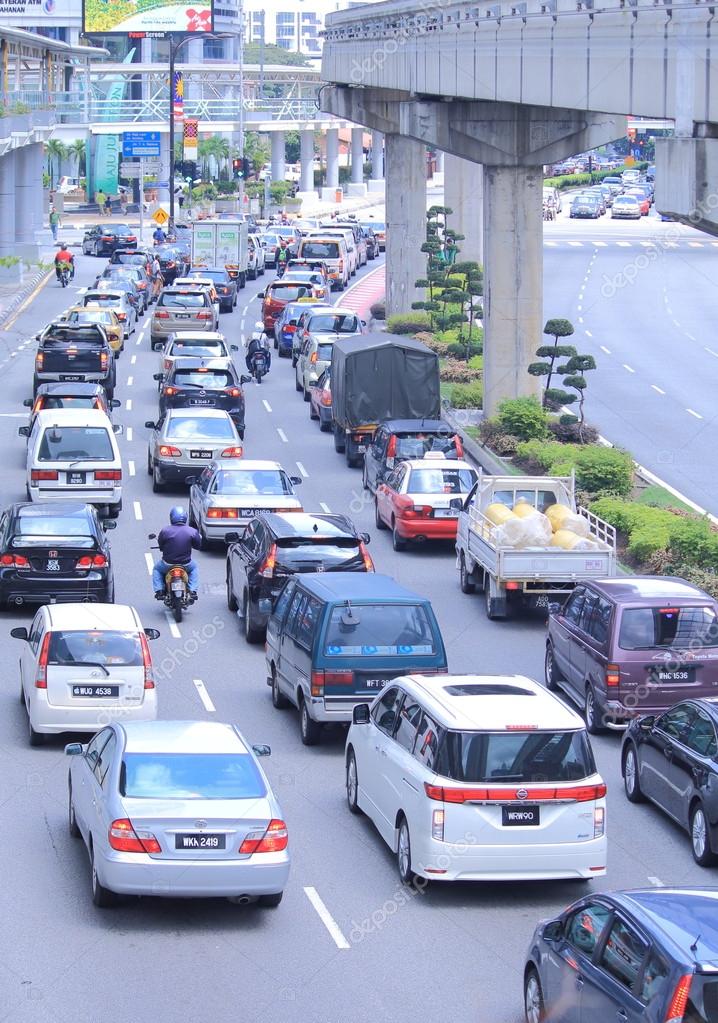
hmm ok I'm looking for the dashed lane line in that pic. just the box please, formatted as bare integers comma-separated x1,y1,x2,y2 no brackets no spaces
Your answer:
277,427,288,443
133,501,143,520
127,376,134,387
126,427,133,441
623,364,635,373
651,385,666,395
164,611,181,639
128,460,136,476
600,345,612,355
296,461,309,478
126,399,132,411
144,552,154,575
687,408,703,420
193,679,216,713
262,399,272,413
131,354,136,365
319,501,331,513
303,887,351,950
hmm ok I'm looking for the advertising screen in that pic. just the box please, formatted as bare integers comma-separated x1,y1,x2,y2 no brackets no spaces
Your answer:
83,0,213,35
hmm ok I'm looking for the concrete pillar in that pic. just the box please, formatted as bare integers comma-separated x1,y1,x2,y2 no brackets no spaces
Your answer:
158,131,171,204
270,130,286,182
15,146,39,259
371,131,384,179
325,128,339,187
350,126,363,184
0,150,16,258
444,153,484,267
385,134,426,318
482,165,543,417
299,129,314,194
435,150,444,174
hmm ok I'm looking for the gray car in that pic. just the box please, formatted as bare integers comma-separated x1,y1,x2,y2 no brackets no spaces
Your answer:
66,719,290,907
145,408,244,490
150,288,217,351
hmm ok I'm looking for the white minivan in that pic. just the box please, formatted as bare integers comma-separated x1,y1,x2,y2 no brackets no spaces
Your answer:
345,674,607,884
26,408,123,518
308,229,358,277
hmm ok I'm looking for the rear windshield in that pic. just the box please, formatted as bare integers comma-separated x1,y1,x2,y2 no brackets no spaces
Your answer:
408,467,477,494
190,271,226,283
48,630,142,666
435,730,596,783
268,285,311,302
492,488,558,512
121,753,266,799
43,327,104,346
166,417,235,440
301,241,340,260
395,434,459,459
173,369,232,389
84,294,121,307
39,397,98,411
170,339,225,357
211,469,292,496
159,292,206,308
113,253,144,264
38,426,114,461
276,537,361,570
67,311,113,326
323,603,436,656
13,515,94,543
619,606,718,650
309,314,360,334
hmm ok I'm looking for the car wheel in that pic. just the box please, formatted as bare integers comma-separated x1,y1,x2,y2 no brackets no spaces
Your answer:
362,462,370,491
524,968,546,1023
333,424,346,453
623,744,645,804
303,384,311,403
544,644,564,692
257,892,283,908
295,374,302,392
68,783,81,838
392,519,407,551
375,499,387,530
28,717,45,747
152,463,165,493
91,844,117,908
147,453,153,476
271,666,289,709
346,749,361,815
459,553,475,594
226,568,238,611
107,500,121,520
243,589,264,644
584,685,606,735
396,816,416,885
691,803,717,866
299,697,322,746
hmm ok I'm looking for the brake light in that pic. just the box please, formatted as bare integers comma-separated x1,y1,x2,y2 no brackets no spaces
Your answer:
140,630,154,689
286,324,296,333
137,282,147,290
100,352,108,369
310,352,318,364
207,508,238,518
338,257,344,269
505,581,521,590
101,236,113,242
164,386,177,396
359,541,374,571
154,310,169,319
35,632,50,688
158,445,181,457
94,470,121,481
167,261,175,268
454,435,464,457
239,819,288,854
75,554,108,568
35,353,43,370
310,669,324,697
321,391,332,406
169,567,185,579
108,818,161,853
197,312,213,321
116,312,127,321
423,783,607,803
606,663,620,687
220,446,243,458
31,470,58,482
225,387,241,398
260,543,277,578
665,974,693,1022
0,553,30,568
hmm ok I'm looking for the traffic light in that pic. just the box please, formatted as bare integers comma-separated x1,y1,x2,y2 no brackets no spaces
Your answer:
232,158,241,179
627,127,637,142
242,157,251,180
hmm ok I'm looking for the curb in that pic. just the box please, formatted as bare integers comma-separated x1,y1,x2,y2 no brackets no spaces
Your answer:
0,268,52,330
441,406,510,475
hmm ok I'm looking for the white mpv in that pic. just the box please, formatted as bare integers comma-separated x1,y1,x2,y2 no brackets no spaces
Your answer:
345,674,607,883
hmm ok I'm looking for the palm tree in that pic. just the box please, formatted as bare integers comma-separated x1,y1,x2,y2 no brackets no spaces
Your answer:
68,138,86,179
198,137,212,181
46,139,68,189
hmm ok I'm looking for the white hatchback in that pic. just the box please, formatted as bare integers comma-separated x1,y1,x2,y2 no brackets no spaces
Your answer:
345,674,607,884
26,408,123,517
12,603,160,746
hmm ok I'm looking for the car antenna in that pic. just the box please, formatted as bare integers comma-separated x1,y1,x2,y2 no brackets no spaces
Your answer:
690,934,701,954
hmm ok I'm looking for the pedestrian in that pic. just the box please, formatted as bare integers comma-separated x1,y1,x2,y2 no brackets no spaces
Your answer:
104,194,112,217
95,190,106,215
150,253,163,301
49,206,60,242
118,186,128,215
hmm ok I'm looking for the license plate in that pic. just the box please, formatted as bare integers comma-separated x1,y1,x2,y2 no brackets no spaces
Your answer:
46,559,60,572
170,581,184,593
433,508,454,518
60,374,81,381
502,805,540,826
175,833,225,850
190,398,213,406
71,685,120,698
67,472,86,485
651,668,695,684
357,444,366,453
241,509,256,517
175,313,191,319
190,450,212,459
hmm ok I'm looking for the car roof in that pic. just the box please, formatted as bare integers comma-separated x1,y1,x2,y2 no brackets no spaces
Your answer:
36,383,105,396
585,576,713,603
379,419,450,433
35,408,113,426
611,889,718,962
46,602,140,630
119,720,249,755
262,512,357,539
309,307,357,318
170,331,225,342
209,459,281,471
293,572,427,602
397,674,586,731
166,408,232,420
404,457,475,472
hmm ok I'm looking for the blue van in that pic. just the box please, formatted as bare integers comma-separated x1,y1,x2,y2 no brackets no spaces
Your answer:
263,573,447,746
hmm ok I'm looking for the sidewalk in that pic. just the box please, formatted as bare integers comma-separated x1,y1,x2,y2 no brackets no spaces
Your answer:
0,243,58,328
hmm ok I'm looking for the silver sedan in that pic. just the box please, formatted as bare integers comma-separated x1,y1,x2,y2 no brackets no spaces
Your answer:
66,719,290,907
145,408,244,491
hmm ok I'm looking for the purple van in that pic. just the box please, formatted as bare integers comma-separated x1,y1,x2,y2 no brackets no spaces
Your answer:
545,576,718,733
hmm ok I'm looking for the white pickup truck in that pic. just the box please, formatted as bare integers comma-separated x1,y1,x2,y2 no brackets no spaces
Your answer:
455,472,617,619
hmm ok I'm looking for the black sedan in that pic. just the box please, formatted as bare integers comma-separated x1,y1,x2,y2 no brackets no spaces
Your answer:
82,224,138,256
187,267,238,313
155,244,190,286
622,698,718,865
225,511,373,643
20,383,120,437
0,503,115,609
155,358,250,436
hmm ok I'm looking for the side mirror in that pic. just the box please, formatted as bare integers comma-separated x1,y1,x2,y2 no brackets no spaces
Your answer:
111,399,121,408
152,373,163,381
185,476,197,485
148,532,157,540
258,597,273,616
639,715,656,731
64,742,84,756
547,601,563,616
252,743,271,757
10,627,28,641
112,424,123,435
449,498,463,511
103,520,117,530
22,398,32,407
543,920,564,943
144,627,161,640
361,319,367,327
230,344,239,351
225,531,240,543
18,426,30,437
144,421,156,430
352,704,370,725
289,476,302,486
360,532,370,544
240,374,252,385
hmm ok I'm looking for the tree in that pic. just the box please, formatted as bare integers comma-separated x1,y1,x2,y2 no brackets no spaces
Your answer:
528,318,576,407
46,139,67,189
242,133,270,175
244,43,310,67
68,138,86,178
285,130,300,164
556,353,597,442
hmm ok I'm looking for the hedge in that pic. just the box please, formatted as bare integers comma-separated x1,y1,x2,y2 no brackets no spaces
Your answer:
496,396,549,442
449,382,483,408
544,163,648,192
386,312,432,334
590,497,718,570
516,441,633,498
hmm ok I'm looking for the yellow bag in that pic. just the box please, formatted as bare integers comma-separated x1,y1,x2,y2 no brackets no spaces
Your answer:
485,503,514,526
513,498,536,519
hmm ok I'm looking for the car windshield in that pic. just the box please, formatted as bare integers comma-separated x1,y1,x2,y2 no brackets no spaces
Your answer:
323,603,436,656
173,369,232,389
435,729,595,783
301,242,339,260
38,426,114,461
408,467,477,493
211,469,292,495
159,293,206,309
166,417,235,440
170,340,225,357
394,434,458,459
309,314,360,333
120,753,266,799
48,630,141,666
618,606,718,650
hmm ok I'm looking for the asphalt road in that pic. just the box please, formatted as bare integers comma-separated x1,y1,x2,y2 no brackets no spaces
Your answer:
0,240,714,1023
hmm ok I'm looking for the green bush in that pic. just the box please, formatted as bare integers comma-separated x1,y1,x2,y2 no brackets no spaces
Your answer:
543,165,642,192
590,497,718,571
449,382,483,408
387,312,432,335
668,519,718,570
435,326,483,345
628,523,674,562
497,396,549,442
440,360,482,383
446,340,482,360
516,443,633,497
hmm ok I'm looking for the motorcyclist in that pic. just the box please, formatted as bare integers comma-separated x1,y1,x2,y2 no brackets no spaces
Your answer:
245,330,271,374
276,240,289,275
54,244,75,281
153,225,167,246
152,506,201,601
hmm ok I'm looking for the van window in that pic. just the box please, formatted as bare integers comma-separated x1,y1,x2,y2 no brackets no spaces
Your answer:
435,729,596,783
414,712,441,770
301,241,340,260
639,953,669,1006
38,426,114,462
618,606,718,650
323,603,436,656
394,699,422,752
308,313,360,334
294,594,322,650
563,588,587,626
272,581,294,622
372,687,403,735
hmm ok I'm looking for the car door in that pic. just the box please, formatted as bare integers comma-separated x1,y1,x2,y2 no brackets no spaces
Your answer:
371,689,416,844
639,704,697,812
276,586,307,702
190,464,213,523
86,729,118,848
358,686,404,830
667,706,718,828
20,609,44,700
244,521,266,609
579,914,649,1023
552,587,588,699
545,901,613,1023
72,727,113,836
265,579,294,685
377,465,406,526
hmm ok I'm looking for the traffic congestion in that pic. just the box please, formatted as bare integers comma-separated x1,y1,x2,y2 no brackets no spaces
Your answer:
2,203,718,1023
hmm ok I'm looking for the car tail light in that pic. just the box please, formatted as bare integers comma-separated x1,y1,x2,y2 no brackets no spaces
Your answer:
126,236,136,243
395,496,431,519
665,974,693,1022
197,311,213,321
140,630,154,689
505,581,521,590
101,236,113,243
75,554,108,568
116,312,127,321
338,257,344,269
606,663,620,686
386,435,397,466
259,543,277,578
167,261,175,269
359,541,374,571
0,553,30,568
100,351,109,369
35,353,43,371
321,391,332,407
137,282,147,290
423,783,607,803
310,669,324,697
164,386,177,396
225,387,241,398
158,445,182,457
154,310,170,319
432,809,445,841
31,470,58,482
593,806,605,838
35,632,50,688
94,470,121,481
108,818,161,853
239,819,288,854
310,352,318,364
286,324,296,333
207,508,238,519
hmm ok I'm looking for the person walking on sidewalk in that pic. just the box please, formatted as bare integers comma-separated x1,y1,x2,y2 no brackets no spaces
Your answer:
49,207,60,242
95,190,106,215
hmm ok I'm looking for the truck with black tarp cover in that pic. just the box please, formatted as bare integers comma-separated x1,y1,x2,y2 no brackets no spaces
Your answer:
330,333,441,467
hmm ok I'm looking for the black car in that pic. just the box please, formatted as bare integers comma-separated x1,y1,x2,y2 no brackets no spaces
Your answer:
187,267,238,313
360,226,379,260
225,512,373,643
622,699,718,865
33,323,116,397
108,248,152,271
155,358,249,435
524,887,718,1023
155,245,189,285
362,419,465,493
20,383,120,437
0,502,115,608
82,224,138,256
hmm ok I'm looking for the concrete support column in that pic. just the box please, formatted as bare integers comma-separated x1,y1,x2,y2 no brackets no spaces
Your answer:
371,131,384,179
270,130,286,182
15,145,39,258
0,149,17,258
385,134,426,318
435,150,444,174
482,165,543,417
325,128,339,187
30,143,45,234
299,129,314,194
444,153,484,267
350,126,364,184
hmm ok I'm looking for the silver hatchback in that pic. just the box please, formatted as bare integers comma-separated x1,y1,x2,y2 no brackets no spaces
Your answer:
66,719,290,906
145,408,244,490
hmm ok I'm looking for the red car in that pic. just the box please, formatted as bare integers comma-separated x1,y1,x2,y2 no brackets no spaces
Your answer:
308,369,332,432
261,280,315,333
624,189,650,215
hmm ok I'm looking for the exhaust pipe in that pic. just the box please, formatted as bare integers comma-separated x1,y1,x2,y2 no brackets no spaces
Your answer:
231,894,252,905
14,596,23,606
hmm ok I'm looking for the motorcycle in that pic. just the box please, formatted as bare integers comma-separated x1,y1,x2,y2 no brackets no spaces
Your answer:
251,348,269,384
56,261,71,288
148,533,196,623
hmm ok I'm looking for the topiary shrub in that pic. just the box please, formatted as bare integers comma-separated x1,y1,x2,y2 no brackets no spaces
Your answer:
386,312,432,335
440,360,482,383
497,396,549,442
573,446,633,498
548,419,599,444
449,382,483,408
446,339,483,360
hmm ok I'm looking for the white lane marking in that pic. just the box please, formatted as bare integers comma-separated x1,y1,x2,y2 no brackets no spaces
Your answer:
568,241,583,247
585,330,593,338
319,501,331,513
705,347,718,358
593,241,608,247
126,427,133,441
296,461,309,478
600,345,611,355
685,332,696,341
277,427,288,443
616,241,631,247
647,876,664,887
126,399,132,410
164,611,181,639
688,241,704,247
303,887,350,950
544,240,557,247
137,330,144,343
144,552,154,575
623,364,635,373
0,412,27,417
262,399,272,413
578,316,584,323
131,354,136,365
687,408,703,419
128,460,136,476
193,679,216,713
127,375,134,387
577,305,582,312
133,501,143,520
651,385,666,395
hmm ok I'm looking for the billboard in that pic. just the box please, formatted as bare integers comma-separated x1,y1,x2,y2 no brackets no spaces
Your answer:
83,0,213,36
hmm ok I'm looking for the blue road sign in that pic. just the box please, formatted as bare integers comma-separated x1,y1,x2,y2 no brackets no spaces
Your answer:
122,131,161,158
